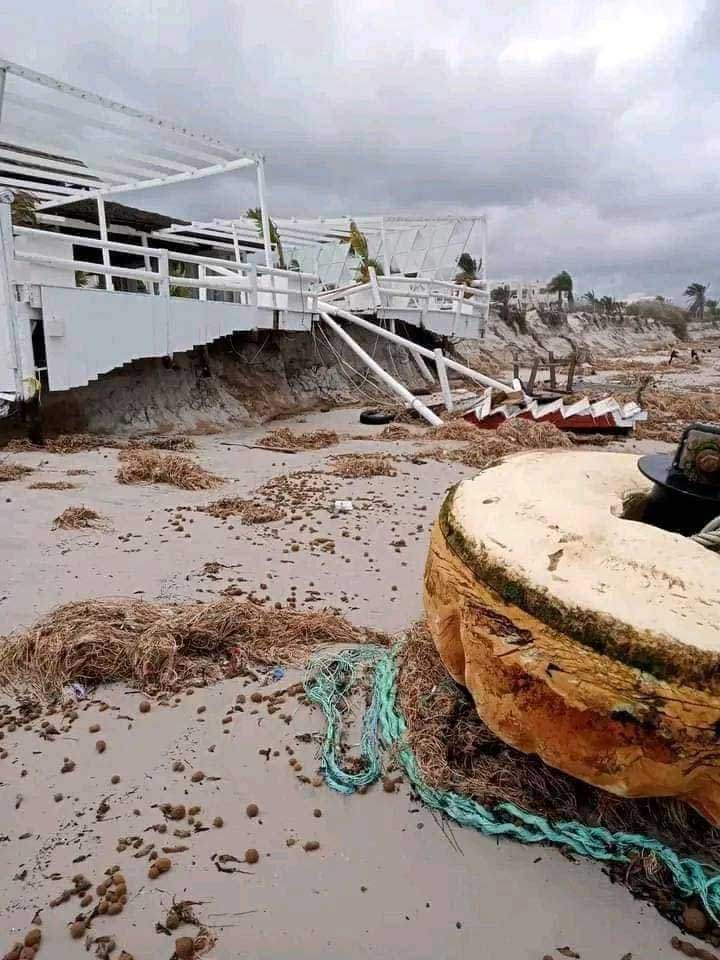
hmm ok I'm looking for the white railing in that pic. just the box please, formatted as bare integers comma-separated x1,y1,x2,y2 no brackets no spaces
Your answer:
10,225,320,312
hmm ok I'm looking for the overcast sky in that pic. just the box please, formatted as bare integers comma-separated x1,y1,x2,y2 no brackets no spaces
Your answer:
1,0,717,301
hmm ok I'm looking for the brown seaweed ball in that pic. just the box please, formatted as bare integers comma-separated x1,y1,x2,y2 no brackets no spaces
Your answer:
89,724,100,733
244,848,259,865
246,803,259,818
303,840,320,852
170,804,186,820
19,947,36,960
172,760,185,772
175,937,195,959
96,740,106,753
139,701,151,714
107,901,122,916
3,944,22,960
213,816,224,828
156,857,172,874
683,906,708,935
70,921,86,939
166,913,180,931
148,864,160,880
23,932,41,950
190,770,205,783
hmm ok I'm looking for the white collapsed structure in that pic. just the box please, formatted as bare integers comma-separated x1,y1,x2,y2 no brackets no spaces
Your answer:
0,58,497,427
0,58,644,431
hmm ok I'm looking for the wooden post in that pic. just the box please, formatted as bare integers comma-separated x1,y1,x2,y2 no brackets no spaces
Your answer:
435,347,453,411
548,350,557,390
566,354,577,393
527,357,540,394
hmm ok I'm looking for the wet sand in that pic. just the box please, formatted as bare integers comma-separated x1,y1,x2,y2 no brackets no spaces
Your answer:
1,407,691,958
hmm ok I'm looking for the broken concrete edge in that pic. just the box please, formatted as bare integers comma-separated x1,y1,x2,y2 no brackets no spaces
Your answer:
437,483,720,692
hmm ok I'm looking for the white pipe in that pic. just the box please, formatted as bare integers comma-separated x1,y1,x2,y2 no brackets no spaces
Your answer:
319,311,443,426
319,300,515,395
256,158,273,269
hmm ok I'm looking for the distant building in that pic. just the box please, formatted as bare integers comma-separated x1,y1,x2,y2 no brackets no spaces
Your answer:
493,280,568,308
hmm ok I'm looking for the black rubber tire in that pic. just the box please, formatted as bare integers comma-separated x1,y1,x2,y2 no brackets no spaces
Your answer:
359,409,395,426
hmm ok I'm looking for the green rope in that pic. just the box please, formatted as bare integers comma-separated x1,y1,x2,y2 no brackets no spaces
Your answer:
305,643,720,922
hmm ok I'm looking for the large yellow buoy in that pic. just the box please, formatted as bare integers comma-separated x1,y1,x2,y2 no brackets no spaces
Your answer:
424,450,720,823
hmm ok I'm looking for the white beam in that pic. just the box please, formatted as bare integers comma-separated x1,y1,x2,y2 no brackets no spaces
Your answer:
37,156,256,210
0,58,257,159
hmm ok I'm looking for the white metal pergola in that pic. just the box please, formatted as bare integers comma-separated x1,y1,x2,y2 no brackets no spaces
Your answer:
157,214,488,284
0,58,275,267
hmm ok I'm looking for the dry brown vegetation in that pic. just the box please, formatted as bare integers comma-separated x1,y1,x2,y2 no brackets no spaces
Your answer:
0,460,33,481
200,497,285,523
377,423,417,441
52,506,107,530
328,454,398,478
29,481,77,491
0,597,384,697
116,450,222,490
4,434,195,454
420,417,572,469
636,390,720,444
258,428,341,450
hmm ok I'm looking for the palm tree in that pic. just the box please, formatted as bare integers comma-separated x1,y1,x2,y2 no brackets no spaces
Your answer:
246,207,286,270
547,271,574,309
11,190,37,226
583,290,598,312
455,252,478,284
685,282,709,320
347,221,384,283
599,295,614,314
491,284,512,323
706,298,718,319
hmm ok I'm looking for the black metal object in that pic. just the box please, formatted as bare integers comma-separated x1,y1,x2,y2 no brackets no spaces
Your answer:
638,422,720,535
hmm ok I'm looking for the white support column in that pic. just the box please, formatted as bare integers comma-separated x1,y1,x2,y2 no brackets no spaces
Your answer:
0,192,22,398
158,249,171,356
368,266,382,309
435,348,453,411
0,67,6,124
481,215,488,283
199,263,207,302
140,233,155,294
230,223,241,264
255,158,273,269
97,197,111,291
380,216,390,276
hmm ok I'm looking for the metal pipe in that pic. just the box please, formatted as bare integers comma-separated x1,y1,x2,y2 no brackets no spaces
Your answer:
255,158,273,269
318,311,443,426
319,300,515,394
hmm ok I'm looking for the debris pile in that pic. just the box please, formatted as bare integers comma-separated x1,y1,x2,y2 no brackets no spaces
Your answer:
0,596,382,697
637,390,720,443
116,451,222,490
258,428,341,450
52,506,107,530
328,454,398,478
0,460,33,481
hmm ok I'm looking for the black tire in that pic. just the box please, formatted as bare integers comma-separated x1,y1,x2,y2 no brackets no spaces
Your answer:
359,409,395,426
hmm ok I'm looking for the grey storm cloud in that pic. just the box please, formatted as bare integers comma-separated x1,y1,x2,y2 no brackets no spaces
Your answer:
0,0,717,301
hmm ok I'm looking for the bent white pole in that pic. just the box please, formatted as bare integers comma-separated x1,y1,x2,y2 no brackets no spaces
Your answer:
320,299,517,396
318,311,443,426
